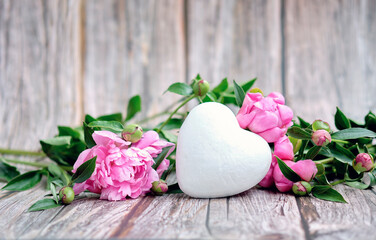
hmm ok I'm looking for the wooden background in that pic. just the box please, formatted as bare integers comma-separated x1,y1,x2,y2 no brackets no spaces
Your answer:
1,0,376,150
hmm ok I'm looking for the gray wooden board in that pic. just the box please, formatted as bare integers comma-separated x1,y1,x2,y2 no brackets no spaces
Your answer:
0,0,83,150
284,0,376,126
187,0,283,95
84,0,186,126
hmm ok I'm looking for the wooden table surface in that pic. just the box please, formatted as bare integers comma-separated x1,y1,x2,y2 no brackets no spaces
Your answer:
1,175,376,239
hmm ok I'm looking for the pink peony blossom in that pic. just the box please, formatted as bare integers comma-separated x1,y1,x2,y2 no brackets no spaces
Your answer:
274,135,294,160
258,164,274,188
236,92,293,143
133,131,175,177
273,160,318,192
73,131,160,201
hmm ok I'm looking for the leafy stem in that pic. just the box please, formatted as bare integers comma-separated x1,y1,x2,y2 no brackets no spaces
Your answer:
156,94,196,133
331,179,345,186
0,148,46,157
3,158,73,171
315,157,334,165
331,139,350,144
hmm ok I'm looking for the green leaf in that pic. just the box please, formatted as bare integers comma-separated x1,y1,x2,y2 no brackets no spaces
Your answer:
155,118,183,130
315,163,325,176
58,126,82,140
47,164,62,178
160,130,178,143
345,181,369,190
164,83,193,96
320,147,353,164
50,182,58,203
233,80,246,107
166,183,183,194
368,172,376,187
152,146,173,170
41,136,71,146
28,199,62,212
315,174,330,185
277,158,301,182
83,122,96,148
240,78,256,92
40,136,83,166
331,128,376,140
126,95,142,121
2,170,42,191
306,146,322,160
298,117,311,128
84,114,97,124
287,127,312,140
202,91,217,102
334,107,351,130
0,158,20,182
312,186,347,203
365,111,376,132
71,156,97,184
97,113,123,122
212,78,228,93
88,121,124,133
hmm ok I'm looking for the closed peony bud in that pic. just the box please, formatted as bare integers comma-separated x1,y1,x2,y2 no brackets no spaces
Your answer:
151,179,168,196
122,124,143,143
292,181,312,196
311,130,331,146
193,80,210,97
353,153,374,173
59,186,75,204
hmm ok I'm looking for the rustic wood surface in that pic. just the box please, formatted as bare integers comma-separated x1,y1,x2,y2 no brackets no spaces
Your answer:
1,0,376,239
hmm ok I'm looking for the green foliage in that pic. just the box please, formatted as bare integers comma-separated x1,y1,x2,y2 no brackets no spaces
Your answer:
334,107,351,130
277,158,301,182
233,80,246,107
71,156,97,184
2,170,42,191
126,95,142,121
0,158,20,182
312,185,347,203
28,199,62,212
165,82,193,96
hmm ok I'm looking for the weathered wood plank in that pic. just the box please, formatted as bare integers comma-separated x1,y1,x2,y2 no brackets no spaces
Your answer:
187,0,282,94
84,0,186,125
0,0,84,150
297,185,376,239
37,193,145,239
285,0,376,125
208,188,305,239
110,194,210,239
0,185,64,239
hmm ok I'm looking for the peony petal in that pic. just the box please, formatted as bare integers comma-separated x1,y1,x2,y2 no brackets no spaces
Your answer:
291,160,318,182
274,136,294,160
258,165,274,188
248,109,279,133
268,92,285,105
92,131,130,148
72,149,93,172
277,105,294,127
257,127,286,143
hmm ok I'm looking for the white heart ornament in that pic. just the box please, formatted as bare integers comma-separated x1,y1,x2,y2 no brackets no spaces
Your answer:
176,102,272,198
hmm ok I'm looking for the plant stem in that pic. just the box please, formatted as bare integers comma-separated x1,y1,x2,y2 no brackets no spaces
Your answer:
156,94,196,133
0,148,46,157
331,139,350,144
315,157,334,164
331,179,345,186
3,158,72,171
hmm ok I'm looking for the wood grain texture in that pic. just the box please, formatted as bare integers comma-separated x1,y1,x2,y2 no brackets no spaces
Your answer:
297,185,376,240
187,0,282,94
207,188,305,240
0,0,83,150
0,185,64,239
84,0,186,125
285,0,376,125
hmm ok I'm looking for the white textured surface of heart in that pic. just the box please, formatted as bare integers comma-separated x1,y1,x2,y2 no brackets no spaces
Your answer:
176,102,272,198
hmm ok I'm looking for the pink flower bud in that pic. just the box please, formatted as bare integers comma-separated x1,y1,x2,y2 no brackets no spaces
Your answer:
292,181,312,196
311,130,331,146
151,179,168,196
353,153,374,173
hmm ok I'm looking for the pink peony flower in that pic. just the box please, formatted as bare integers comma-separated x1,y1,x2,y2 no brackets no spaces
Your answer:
274,135,294,160
133,131,175,177
236,92,294,143
273,160,318,192
73,131,160,201
258,164,274,188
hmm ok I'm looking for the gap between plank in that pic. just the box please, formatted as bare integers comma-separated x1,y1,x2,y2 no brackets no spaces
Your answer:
280,0,287,102
295,198,314,240
205,198,212,237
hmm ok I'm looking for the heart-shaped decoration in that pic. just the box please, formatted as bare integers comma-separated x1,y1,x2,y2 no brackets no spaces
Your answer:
176,102,272,198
